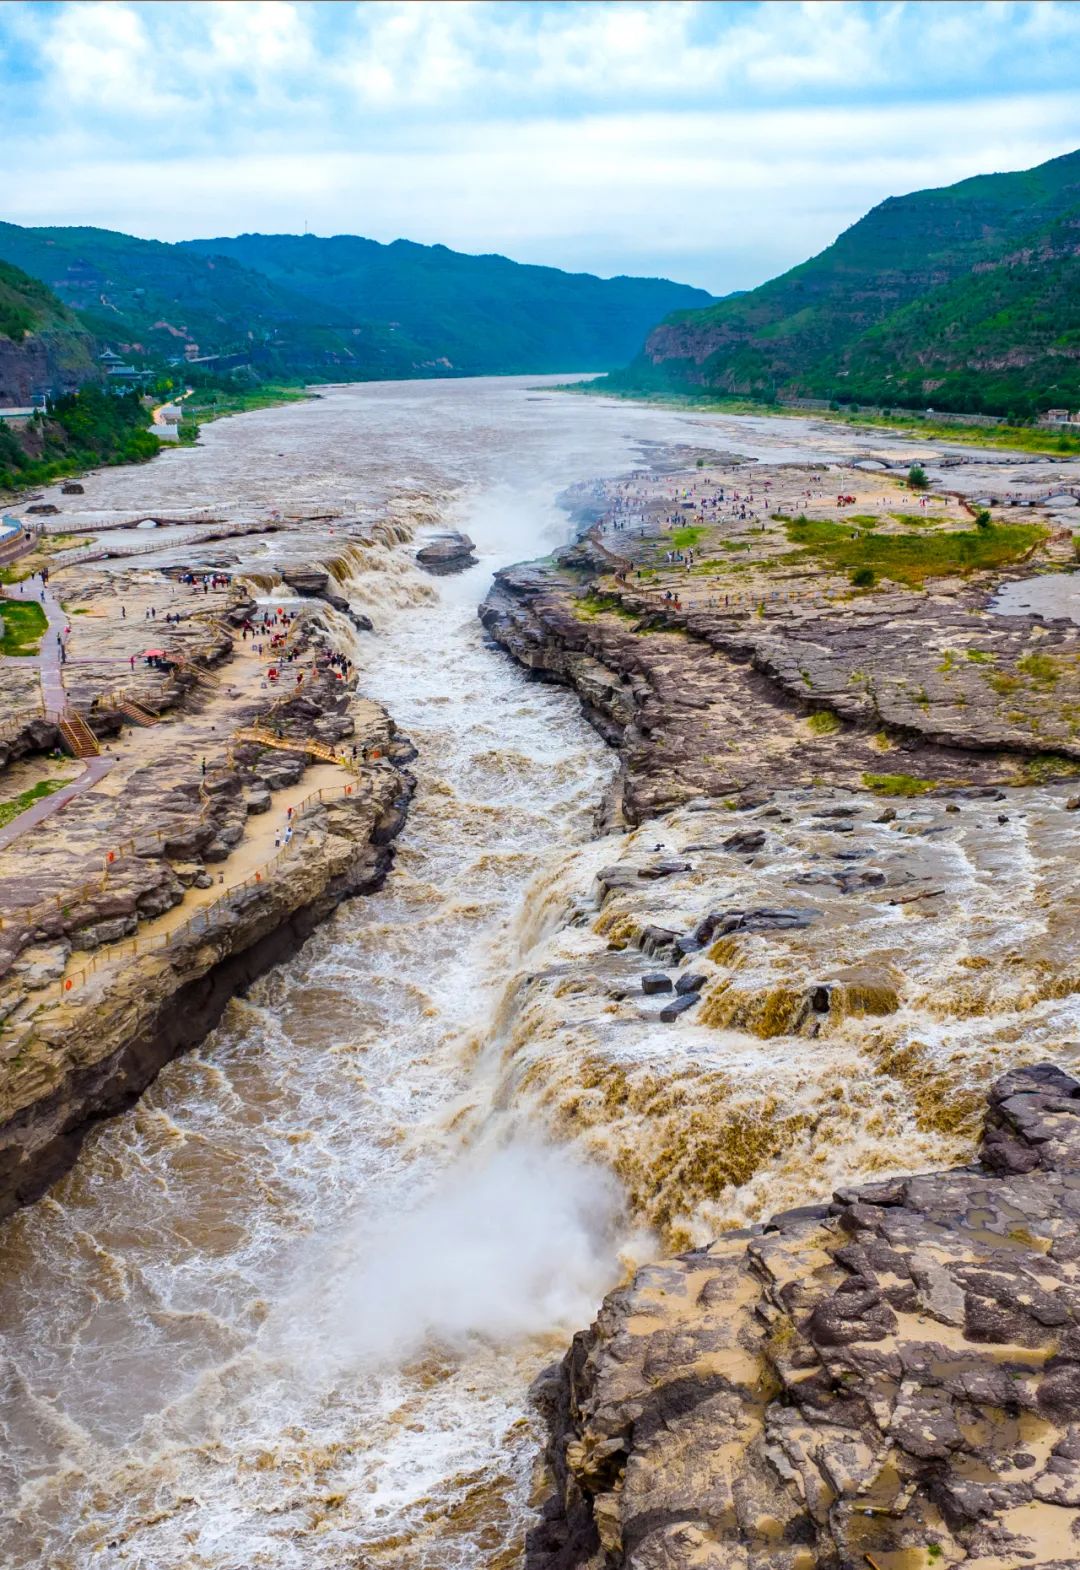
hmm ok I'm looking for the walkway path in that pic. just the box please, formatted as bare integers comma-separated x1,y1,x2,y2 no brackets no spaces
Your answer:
3,576,69,715
0,755,115,853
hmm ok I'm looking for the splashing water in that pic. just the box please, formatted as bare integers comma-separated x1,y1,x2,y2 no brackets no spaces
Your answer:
0,376,762,1566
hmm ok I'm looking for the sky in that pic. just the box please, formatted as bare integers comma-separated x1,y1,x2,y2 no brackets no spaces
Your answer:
1,0,1079,296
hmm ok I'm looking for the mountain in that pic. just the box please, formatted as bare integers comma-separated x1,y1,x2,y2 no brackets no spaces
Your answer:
179,233,715,375
0,258,96,406
0,222,714,382
621,148,1080,417
0,222,398,380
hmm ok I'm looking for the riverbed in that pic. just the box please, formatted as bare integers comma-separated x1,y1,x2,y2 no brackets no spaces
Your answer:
2,377,1078,1567
0,377,789,1568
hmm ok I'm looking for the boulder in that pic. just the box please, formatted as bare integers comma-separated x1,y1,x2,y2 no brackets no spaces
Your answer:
722,827,766,853
60,482,84,495
282,566,330,597
416,532,477,573
659,992,700,1021
641,973,673,995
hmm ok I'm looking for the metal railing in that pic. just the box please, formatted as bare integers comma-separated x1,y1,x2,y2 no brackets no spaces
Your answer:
0,695,46,744
55,779,368,994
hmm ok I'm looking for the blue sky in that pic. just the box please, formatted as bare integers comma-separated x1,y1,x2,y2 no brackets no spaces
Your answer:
1,1,1078,294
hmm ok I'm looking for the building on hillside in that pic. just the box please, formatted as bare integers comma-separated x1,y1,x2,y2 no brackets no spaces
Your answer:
1040,409,1080,426
97,348,152,391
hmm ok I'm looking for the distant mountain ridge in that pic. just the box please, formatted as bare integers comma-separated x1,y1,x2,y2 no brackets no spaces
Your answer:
180,232,716,374
0,222,714,383
620,148,1080,417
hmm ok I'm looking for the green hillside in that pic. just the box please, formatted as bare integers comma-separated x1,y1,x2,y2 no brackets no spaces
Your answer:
0,222,713,382
621,148,1080,417
0,258,97,403
0,223,397,379
180,233,715,374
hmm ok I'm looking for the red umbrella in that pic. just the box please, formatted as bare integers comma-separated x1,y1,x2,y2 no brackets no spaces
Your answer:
142,648,166,657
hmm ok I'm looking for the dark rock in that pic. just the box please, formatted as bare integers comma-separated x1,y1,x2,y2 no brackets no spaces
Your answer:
674,972,706,996
282,566,329,596
639,925,682,960
659,992,701,1022
637,860,692,880
722,827,766,853
416,532,477,573
641,973,673,995
695,907,818,944
60,482,84,495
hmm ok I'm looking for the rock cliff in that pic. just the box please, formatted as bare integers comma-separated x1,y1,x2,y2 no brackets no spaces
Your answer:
531,1065,1080,1570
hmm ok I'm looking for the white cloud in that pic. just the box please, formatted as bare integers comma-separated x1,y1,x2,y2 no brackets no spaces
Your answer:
0,2,1077,290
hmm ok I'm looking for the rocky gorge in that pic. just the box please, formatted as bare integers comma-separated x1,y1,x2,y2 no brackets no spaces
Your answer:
478,437,1080,1568
1,381,1080,1568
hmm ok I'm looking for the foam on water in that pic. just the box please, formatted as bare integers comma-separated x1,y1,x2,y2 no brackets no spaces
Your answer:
0,376,748,1565
11,377,1066,1562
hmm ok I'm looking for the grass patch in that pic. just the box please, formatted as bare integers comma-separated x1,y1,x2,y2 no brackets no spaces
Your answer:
862,771,938,797
184,383,311,424
670,524,706,550
0,598,47,654
986,670,1021,695
573,589,639,623
1019,753,1080,784
966,648,992,664
1017,652,1061,686
0,777,72,828
890,511,949,528
782,515,1045,588
807,709,841,735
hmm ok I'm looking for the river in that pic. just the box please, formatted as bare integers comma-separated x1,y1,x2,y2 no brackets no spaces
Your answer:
0,376,787,1568
6,377,1077,1567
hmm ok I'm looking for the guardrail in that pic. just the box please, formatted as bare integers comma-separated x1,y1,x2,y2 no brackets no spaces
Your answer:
0,695,46,745
56,779,368,994
46,519,272,572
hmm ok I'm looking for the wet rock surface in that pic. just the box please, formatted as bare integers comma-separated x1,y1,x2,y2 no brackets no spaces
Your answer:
530,1067,1080,1570
416,530,477,572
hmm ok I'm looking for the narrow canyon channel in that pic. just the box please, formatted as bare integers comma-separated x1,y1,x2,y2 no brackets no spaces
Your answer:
0,378,774,1568
3,378,1079,1568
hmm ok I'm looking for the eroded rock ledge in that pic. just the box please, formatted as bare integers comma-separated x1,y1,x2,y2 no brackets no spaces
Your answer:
0,751,414,1219
531,1066,1080,1570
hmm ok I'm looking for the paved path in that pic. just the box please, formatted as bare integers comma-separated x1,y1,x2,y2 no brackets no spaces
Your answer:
0,755,115,853
4,576,69,715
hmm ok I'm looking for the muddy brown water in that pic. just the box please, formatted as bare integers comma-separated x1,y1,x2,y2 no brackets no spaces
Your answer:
2,378,1078,1567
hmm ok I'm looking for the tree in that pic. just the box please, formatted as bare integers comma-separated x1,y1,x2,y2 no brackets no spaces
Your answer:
907,464,929,491
974,509,992,530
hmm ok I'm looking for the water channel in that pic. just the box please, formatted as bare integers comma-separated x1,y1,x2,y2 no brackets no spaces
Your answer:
3,377,1078,1566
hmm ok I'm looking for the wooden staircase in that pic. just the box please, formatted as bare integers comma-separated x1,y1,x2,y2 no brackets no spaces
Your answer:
58,708,101,759
119,697,159,727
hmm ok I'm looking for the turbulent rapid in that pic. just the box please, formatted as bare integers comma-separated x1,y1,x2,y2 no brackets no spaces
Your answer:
0,378,747,1566
2,377,1075,1567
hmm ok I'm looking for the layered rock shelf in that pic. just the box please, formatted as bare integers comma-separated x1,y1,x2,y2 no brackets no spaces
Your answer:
0,501,422,1218
530,1066,1080,1570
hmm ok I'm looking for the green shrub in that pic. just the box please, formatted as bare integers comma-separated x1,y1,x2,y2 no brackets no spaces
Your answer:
907,464,929,490
850,565,876,587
